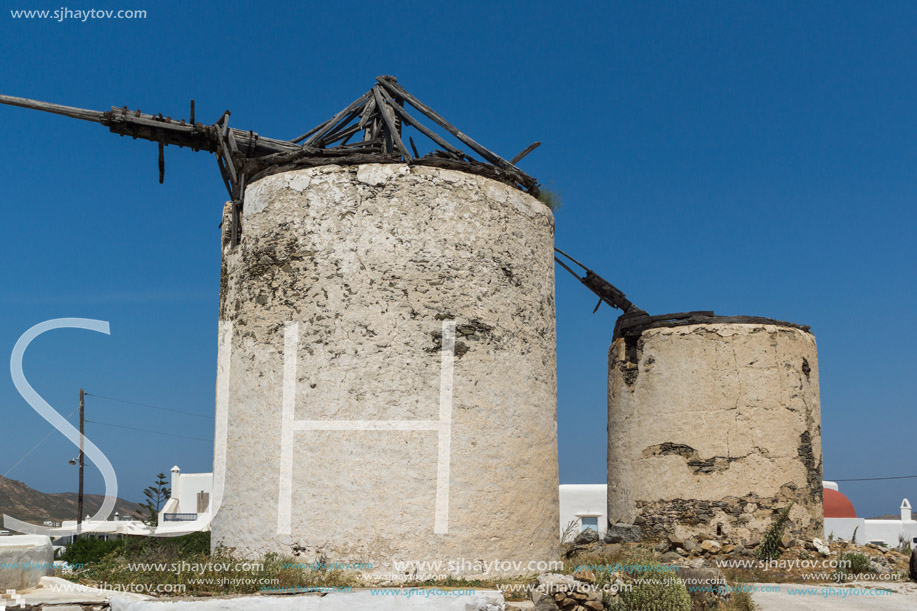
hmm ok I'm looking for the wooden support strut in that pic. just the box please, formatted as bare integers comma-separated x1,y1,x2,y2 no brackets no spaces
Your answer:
230,198,240,247
158,141,165,184
302,91,372,147
315,106,364,145
0,81,542,202
375,78,537,190
375,77,527,176
321,122,363,146
372,86,412,160
376,87,463,156
510,141,541,165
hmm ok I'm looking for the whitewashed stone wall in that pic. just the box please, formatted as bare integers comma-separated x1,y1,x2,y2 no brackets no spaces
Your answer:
608,323,823,542
213,164,559,574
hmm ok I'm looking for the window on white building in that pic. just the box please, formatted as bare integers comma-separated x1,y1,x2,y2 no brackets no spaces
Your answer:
581,516,598,532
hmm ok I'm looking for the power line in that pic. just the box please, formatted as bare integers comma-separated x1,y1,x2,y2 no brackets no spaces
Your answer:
84,419,212,443
831,475,917,482
84,392,211,419
2,408,79,478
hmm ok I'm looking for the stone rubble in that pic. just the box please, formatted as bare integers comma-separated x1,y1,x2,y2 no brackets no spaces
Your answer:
573,529,599,545
602,523,641,544
531,572,608,611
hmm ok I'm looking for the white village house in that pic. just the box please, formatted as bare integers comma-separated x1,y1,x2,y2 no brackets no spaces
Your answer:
45,465,213,549
156,465,213,533
559,484,608,540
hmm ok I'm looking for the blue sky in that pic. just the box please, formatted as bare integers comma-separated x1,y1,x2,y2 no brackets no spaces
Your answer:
0,1,914,519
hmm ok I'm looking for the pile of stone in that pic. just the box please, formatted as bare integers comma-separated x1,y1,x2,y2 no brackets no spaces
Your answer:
603,523,641,544
856,542,911,575
565,523,640,553
528,572,609,611
654,532,752,565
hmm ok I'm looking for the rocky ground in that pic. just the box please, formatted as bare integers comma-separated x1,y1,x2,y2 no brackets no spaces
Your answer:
512,526,914,610
4,526,914,610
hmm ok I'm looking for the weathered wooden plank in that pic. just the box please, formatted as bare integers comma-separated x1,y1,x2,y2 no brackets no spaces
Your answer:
291,97,369,144
225,124,241,159
109,105,301,156
303,91,372,146
290,116,336,144
0,94,107,123
230,200,240,247
317,105,364,142
215,153,233,199
648,312,715,322
158,141,165,184
109,108,199,134
337,138,383,150
228,130,299,155
376,77,512,169
370,117,381,140
321,123,362,146
358,96,377,129
215,121,238,189
372,86,412,160
377,88,462,155
509,141,541,164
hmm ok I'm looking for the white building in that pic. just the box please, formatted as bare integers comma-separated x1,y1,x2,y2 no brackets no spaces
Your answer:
823,481,917,548
559,484,607,541
156,466,213,534
50,515,150,547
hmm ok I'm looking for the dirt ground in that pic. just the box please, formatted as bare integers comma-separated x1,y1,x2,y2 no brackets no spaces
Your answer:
751,581,917,610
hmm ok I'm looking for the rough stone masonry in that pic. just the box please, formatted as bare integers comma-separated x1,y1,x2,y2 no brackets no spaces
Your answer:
213,163,559,574
608,320,824,544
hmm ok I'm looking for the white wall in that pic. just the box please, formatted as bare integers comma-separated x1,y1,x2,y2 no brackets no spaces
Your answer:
824,518,865,544
823,485,917,549
824,518,917,548
861,520,917,549
158,467,213,526
559,484,607,541
175,473,212,513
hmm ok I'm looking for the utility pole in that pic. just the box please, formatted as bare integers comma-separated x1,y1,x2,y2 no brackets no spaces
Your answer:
77,388,84,533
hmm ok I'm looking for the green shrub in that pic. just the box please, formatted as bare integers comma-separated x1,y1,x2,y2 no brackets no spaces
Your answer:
611,565,691,611
755,502,794,561
537,188,563,212
123,531,210,560
834,552,870,582
65,545,361,596
62,536,124,566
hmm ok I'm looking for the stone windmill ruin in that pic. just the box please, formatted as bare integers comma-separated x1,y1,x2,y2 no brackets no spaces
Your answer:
1,76,823,574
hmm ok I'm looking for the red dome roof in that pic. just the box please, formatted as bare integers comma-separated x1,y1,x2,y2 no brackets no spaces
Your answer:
824,488,857,518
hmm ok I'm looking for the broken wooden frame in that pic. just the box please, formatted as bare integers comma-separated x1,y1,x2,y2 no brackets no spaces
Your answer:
0,76,541,247
554,247,646,316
